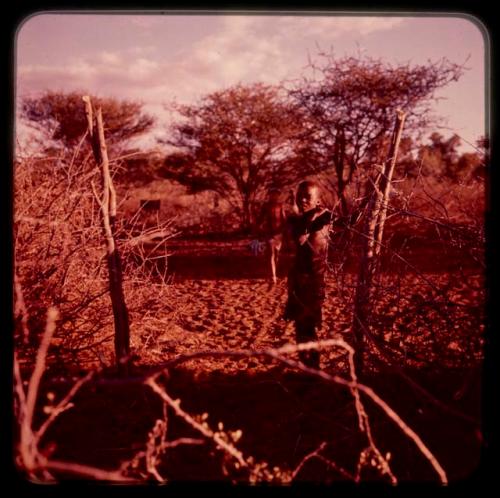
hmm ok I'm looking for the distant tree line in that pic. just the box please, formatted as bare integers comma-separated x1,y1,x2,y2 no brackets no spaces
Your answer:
20,53,486,230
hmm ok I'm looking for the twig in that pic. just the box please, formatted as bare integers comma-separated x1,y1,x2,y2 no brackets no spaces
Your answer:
145,377,248,469
14,271,30,344
327,257,480,427
25,308,59,433
291,441,354,480
352,311,480,426
163,437,204,449
35,370,96,444
316,453,355,480
43,459,133,482
291,442,327,479
267,346,447,484
143,338,447,484
13,352,28,415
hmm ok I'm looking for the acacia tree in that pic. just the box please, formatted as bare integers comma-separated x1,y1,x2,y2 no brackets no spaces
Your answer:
289,54,465,215
160,83,322,230
418,132,486,181
395,132,485,183
21,91,155,153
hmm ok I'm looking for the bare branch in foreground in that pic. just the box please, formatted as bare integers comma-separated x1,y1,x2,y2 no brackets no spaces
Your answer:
145,377,249,469
14,307,132,482
42,459,132,482
34,370,96,444
145,338,447,484
14,271,30,344
291,442,354,481
14,306,447,484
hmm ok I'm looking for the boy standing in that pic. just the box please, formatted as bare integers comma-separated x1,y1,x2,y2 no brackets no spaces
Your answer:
284,181,332,369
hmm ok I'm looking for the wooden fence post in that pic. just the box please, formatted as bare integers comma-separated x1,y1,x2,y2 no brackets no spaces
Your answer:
83,96,131,375
352,110,406,374
374,111,407,259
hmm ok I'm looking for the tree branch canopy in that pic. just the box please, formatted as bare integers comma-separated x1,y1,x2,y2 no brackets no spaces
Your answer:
22,91,155,150
288,54,466,212
160,83,328,229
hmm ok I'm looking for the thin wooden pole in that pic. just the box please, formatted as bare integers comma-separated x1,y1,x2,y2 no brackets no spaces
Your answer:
374,110,406,259
83,96,130,375
352,111,406,374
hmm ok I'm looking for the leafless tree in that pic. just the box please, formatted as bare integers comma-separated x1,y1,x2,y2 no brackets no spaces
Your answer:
289,54,465,216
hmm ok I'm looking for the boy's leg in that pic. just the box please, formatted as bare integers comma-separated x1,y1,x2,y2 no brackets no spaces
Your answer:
270,245,277,284
269,237,282,285
294,317,320,369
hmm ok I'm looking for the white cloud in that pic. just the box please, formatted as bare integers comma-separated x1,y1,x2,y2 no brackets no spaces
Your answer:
16,15,407,103
127,58,160,79
176,16,293,91
167,15,405,93
127,45,157,56
99,51,122,65
273,15,404,37
17,61,95,93
18,55,163,95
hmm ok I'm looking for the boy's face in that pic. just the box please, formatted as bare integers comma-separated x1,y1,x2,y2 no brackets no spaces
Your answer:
296,185,320,213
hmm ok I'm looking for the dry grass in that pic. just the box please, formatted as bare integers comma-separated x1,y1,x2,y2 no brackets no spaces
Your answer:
13,148,177,370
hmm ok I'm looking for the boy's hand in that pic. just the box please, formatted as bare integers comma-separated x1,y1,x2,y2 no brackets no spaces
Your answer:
298,233,309,245
311,207,329,221
309,208,332,232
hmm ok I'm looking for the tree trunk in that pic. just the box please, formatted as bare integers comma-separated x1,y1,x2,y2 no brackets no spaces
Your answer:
334,124,349,217
242,193,252,232
83,96,131,376
351,110,406,375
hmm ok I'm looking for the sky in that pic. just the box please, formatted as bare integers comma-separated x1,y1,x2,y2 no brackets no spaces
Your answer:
15,12,488,152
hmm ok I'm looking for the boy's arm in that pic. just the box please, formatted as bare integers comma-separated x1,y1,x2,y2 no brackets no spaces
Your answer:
306,206,362,235
309,208,332,233
331,207,363,230
296,209,330,246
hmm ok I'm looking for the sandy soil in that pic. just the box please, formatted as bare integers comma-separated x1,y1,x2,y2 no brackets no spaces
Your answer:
130,264,483,378
131,273,356,376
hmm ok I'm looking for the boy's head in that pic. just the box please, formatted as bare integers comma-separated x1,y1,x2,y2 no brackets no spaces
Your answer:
296,180,321,213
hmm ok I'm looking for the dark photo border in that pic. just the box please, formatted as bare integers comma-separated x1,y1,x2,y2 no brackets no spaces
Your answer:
3,2,497,497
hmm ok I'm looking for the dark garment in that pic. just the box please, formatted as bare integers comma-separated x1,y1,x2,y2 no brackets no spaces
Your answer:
284,271,326,326
294,317,320,369
284,208,331,328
